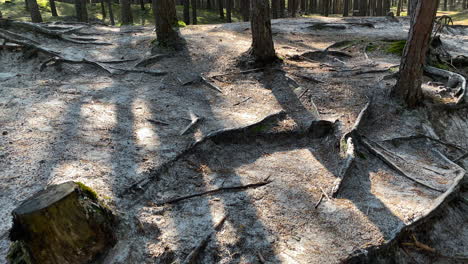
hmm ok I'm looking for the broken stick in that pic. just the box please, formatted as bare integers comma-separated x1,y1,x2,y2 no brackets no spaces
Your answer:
180,110,203,136
200,75,223,93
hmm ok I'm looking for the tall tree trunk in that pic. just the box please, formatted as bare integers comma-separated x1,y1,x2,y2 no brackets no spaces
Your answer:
241,0,250,21
310,0,316,13
393,0,438,107
28,0,42,22
75,0,88,22
153,0,178,46
192,0,198,24
207,0,212,9
249,0,276,62
120,0,133,24
343,0,349,16
322,0,329,16
25,0,30,11
396,0,402,16
101,0,106,19
383,0,390,14
218,0,224,19
50,0,58,16
272,0,279,18
279,0,285,17
107,0,115,25
359,0,367,16
184,0,190,24
140,0,145,10
376,0,382,15
226,0,232,22
353,0,359,15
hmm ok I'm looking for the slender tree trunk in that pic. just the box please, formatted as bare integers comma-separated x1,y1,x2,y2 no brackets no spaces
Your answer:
120,0,133,24
249,0,276,62
226,0,232,22
140,0,145,10
75,0,88,22
207,0,212,9
242,0,250,21
272,0,279,18
192,0,198,24
50,0,58,16
218,0,224,19
322,0,329,16
28,0,42,22
107,0,115,25
383,0,390,14
184,0,190,24
359,0,367,16
376,0,382,15
154,0,178,46
393,0,438,107
343,0,349,16
25,0,30,11
279,0,285,17
396,0,402,16
353,0,359,15
100,0,107,19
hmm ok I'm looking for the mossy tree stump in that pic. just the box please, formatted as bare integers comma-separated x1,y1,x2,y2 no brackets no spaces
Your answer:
7,181,117,264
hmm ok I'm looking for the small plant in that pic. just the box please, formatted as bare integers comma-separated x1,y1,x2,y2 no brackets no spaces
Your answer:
176,20,186,27
386,40,406,56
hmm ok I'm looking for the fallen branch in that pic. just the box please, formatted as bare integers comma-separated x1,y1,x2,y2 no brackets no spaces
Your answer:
157,178,272,206
134,54,169,68
180,110,203,136
233,97,251,106
208,67,268,79
147,119,169,126
424,65,467,104
360,136,445,193
454,152,468,163
383,134,467,152
314,194,325,209
200,75,223,93
291,73,324,83
182,215,228,264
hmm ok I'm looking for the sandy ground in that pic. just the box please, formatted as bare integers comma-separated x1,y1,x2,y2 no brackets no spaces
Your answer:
0,16,467,263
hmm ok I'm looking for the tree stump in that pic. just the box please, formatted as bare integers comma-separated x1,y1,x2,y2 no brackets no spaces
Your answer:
7,181,117,264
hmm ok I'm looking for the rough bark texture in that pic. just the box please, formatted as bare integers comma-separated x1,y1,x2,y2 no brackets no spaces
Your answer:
218,0,224,19
343,0,349,16
107,0,115,25
226,0,232,22
74,0,88,23
184,0,190,24
49,0,58,17
393,0,438,107
192,0,198,25
280,0,286,17
7,181,116,264
154,0,178,46
28,0,42,23
242,0,250,21
100,0,106,19
249,0,276,63
272,0,279,18
120,0,133,25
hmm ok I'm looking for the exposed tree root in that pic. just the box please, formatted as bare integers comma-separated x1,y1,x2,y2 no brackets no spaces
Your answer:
182,215,228,264
308,22,375,30
424,65,467,104
180,110,203,135
155,178,272,206
383,134,468,153
200,75,223,93
134,54,169,68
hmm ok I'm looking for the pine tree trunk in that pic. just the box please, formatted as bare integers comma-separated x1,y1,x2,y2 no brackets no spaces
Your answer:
183,0,190,24
107,0,115,25
101,0,107,19
154,0,178,46
50,0,58,16
27,0,42,22
359,0,367,16
343,0,349,16
7,182,116,264
393,0,438,107
192,0,198,24
279,0,285,17
353,0,359,15
226,0,232,22
396,0,402,16
242,0,250,21
74,0,88,22
272,0,279,18
383,0,390,14
120,0,133,24
249,0,276,62
139,0,145,10
218,0,224,19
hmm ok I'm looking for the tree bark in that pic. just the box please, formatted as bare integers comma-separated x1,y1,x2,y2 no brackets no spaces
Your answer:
218,0,224,19
226,0,232,22
7,182,116,264
154,0,178,46
27,0,43,22
192,0,198,24
353,0,359,15
393,0,438,107
241,0,250,21
107,0,115,25
50,0,58,16
249,0,276,63
120,0,133,24
279,0,285,17
359,0,367,16
101,0,107,19
396,0,402,16
184,0,190,24
139,0,145,10
272,0,279,18
343,0,349,16
75,0,88,22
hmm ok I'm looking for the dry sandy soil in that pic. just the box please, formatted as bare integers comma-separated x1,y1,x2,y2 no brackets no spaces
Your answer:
0,16,467,263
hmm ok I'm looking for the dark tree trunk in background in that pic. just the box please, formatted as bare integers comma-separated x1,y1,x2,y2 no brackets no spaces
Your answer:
359,0,367,16
310,0,316,13
184,0,190,24
242,0,250,21
192,0,198,24
322,0,329,16
120,0,133,24
226,0,232,22
140,0,145,10
207,0,212,9
75,0,88,22
396,0,402,16
291,0,297,16
383,0,390,14
218,0,224,19
25,0,30,11
376,0,382,15
154,0,178,46
353,0,359,15
343,0,349,16
50,0,58,16
280,0,285,17
272,0,279,18
107,0,115,25
100,0,106,19
27,0,42,22
249,0,276,62
393,0,438,107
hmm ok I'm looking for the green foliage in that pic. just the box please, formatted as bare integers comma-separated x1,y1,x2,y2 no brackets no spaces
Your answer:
176,20,187,27
432,62,451,70
386,40,406,56
76,182,98,200
365,42,377,52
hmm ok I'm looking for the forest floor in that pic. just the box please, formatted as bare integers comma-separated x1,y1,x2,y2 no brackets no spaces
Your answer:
1,16,468,263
